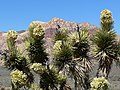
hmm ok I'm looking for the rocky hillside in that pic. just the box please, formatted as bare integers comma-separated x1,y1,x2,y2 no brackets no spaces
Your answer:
0,17,97,51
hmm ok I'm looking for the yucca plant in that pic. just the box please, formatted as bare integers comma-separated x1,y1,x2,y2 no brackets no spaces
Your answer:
2,30,34,90
53,25,68,43
27,22,66,90
30,63,66,90
53,25,92,90
27,21,48,64
53,40,73,70
5,30,26,71
5,30,26,70
92,9,120,78
92,29,120,78
68,26,92,90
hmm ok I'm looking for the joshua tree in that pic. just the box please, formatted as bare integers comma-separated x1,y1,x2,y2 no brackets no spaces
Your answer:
2,9,120,90
53,25,92,90
54,25,68,43
92,9,120,78
27,22,66,90
68,26,92,90
2,30,33,90
27,22,48,64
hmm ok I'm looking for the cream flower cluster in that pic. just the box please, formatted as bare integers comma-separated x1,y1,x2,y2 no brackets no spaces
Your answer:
53,40,62,56
30,63,45,74
33,25,45,39
100,9,113,24
7,30,18,40
90,77,110,90
29,21,45,39
10,70,27,87
29,21,40,29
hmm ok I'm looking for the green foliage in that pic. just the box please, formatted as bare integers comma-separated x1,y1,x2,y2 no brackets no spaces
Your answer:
27,22,48,64
92,29,120,78
7,30,18,57
54,27,68,43
69,28,89,58
92,9,120,78
5,30,28,71
40,68,66,89
26,22,67,90
53,26,92,89
30,63,66,89
4,54,27,70
68,28,92,89
27,39,48,64
92,29,117,57
92,29,116,49
3,30,34,89
53,40,73,68
53,26,73,70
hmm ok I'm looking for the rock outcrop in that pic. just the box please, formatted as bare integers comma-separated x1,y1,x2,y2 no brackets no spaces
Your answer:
0,18,97,50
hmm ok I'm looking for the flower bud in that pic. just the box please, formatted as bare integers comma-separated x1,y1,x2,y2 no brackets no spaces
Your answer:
30,63,45,74
7,30,18,40
90,77,110,90
100,9,113,31
53,40,62,56
33,25,45,39
10,70,27,87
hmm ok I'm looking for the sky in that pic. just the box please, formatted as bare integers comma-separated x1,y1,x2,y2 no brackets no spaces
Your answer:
0,0,120,34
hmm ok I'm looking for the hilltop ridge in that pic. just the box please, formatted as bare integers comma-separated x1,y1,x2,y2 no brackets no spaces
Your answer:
0,17,98,50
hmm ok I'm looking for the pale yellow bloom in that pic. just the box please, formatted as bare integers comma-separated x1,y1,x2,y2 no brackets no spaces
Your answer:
10,70,27,87
29,21,40,29
100,9,113,24
90,77,110,90
53,40,62,56
7,30,18,40
30,63,45,74
33,25,45,39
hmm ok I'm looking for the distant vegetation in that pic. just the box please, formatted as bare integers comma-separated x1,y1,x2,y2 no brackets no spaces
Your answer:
0,9,120,90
